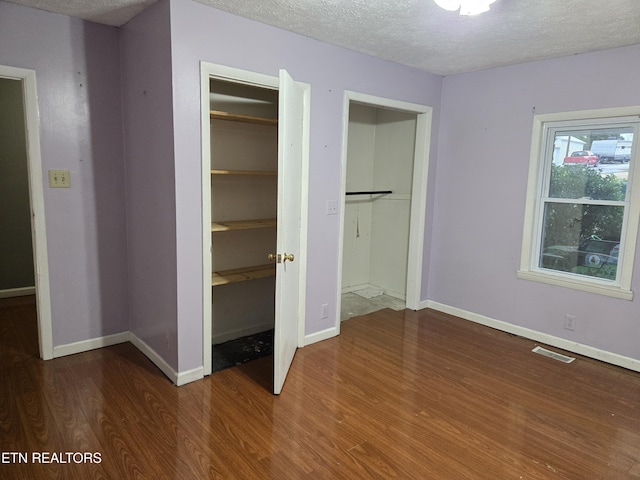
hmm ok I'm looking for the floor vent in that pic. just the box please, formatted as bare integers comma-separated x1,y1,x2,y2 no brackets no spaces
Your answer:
532,346,575,364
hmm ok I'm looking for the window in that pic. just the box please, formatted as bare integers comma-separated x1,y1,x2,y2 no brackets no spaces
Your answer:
519,107,640,300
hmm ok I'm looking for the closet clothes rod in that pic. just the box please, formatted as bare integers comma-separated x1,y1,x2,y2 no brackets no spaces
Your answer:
345,190,392,196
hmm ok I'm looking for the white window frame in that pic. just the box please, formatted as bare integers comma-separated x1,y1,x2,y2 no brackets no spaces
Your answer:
518,106,640,300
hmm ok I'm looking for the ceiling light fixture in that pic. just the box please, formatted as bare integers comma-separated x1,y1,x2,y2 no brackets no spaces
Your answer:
434,0,497,15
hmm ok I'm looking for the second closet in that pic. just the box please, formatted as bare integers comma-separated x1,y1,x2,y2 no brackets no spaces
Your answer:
341,103,417,319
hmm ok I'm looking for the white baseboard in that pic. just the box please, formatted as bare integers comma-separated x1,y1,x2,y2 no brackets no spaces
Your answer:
128,333,179,386
0,286,36,298
53,331,203,386
175,366,205,386
304,326,338,346
426,300,640,373
128,333,202,386
53,331,129,358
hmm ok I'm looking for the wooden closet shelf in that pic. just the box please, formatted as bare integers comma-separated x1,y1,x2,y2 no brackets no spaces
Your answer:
211,218,276,232
211,169,277,176
211,264,275,287
210,110,278,126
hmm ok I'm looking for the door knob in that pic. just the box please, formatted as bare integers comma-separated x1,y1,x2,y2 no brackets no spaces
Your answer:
268,253,281,263
268,253,294,263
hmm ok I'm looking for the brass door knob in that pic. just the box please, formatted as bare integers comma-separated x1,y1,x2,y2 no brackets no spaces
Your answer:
268,253,294,263
267,253,280,263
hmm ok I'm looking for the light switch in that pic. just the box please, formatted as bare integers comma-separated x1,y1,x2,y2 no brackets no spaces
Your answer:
49,170,70,188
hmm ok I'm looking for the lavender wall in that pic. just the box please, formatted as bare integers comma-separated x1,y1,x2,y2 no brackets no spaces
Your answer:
168,0,443,371
0,2,128,345
431,44,640,361
121,1,178,366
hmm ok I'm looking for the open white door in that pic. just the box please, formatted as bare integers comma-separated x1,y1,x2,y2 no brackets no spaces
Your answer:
273,69,305,394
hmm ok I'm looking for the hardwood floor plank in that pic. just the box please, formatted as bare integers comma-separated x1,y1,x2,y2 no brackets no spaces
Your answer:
2,300,640,479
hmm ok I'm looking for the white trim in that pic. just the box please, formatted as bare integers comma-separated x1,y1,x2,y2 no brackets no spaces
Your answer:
418,299,430,310
406,110,432,310
0,65,53,360
54,331,203,386
297,81,311,348
200,62,213,376
335,93,350,337
426,300,640,373
520,106,640,300
516,270,633,300
175,367,205,387
130,333,177,383
53,331,129,358
336,91,432,335
0,286,36,298
129,332,205,386
304,326,338,346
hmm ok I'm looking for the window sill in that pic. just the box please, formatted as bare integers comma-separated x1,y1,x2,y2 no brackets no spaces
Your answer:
517,270,633,301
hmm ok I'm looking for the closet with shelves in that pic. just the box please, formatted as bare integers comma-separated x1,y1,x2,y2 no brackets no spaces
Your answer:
209,79,279,346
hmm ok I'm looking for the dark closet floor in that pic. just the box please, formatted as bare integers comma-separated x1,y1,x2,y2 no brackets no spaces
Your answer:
212,329,274,373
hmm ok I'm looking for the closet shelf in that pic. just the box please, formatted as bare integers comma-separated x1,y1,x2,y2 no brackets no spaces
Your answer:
345,190,393,196
211,264,275,287
210,110,278,126
211,218,276,232
211,169,277,176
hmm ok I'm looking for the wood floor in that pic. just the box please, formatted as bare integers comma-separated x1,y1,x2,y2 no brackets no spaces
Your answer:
1,296,639,479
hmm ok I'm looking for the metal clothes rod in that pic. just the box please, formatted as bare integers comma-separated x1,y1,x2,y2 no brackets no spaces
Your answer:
345,190,392,196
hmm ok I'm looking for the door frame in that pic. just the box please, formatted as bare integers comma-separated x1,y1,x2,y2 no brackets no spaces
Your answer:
336,91,432,332
0,65,53,360
200,62,309,376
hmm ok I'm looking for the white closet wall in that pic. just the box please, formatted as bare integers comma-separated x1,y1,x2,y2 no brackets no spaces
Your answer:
343,104,416,300
343,105,376,289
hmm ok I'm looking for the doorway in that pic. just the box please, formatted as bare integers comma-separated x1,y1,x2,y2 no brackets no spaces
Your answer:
0,65,53,360
0,78,34,297
200,63,309,394
337,92,432,330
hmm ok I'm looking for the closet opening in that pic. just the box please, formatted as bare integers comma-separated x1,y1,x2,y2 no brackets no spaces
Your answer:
202,63,309,394
208,78,279,373
0,77,38,357
337,93,432,327
0,66,52,360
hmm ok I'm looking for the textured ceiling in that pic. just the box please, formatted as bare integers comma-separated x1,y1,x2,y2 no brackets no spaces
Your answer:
5,0,640,75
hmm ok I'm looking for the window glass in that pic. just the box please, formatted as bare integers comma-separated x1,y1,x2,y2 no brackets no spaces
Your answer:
519,108,640,299
540,203,623,280
538,124,634,281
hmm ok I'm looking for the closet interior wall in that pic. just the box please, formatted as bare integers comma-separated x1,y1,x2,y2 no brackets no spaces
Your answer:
209,79,278,345
343,104,416,300
0,78,34,294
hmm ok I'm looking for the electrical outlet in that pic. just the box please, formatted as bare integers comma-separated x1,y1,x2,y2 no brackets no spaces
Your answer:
326,200,338,215
48,169,70,188
564,314,576,331
320,304,329,319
